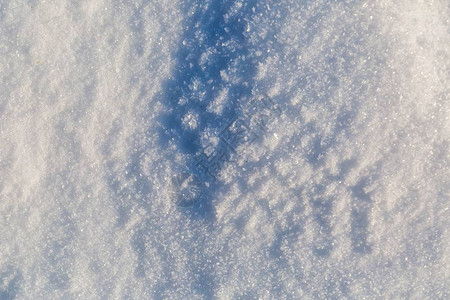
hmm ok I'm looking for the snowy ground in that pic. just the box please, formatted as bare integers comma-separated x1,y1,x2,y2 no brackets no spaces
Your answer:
1,0,449,299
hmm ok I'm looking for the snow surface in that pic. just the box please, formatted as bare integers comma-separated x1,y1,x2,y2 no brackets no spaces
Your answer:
1,0,449,299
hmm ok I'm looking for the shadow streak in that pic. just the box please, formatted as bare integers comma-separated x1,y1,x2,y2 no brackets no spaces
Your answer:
157,0,259,220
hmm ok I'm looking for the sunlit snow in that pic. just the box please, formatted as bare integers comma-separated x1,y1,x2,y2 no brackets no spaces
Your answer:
1,0,449,299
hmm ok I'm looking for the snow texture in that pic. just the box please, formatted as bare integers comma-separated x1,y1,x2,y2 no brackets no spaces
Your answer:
0,0,449,299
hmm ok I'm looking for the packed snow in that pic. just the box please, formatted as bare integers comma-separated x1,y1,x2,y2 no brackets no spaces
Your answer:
1,0,449,299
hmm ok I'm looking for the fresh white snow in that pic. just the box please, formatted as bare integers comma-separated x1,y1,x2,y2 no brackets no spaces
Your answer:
0,0,449,299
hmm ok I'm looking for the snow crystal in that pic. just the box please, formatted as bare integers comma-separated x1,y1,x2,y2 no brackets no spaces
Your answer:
0,0,449,298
